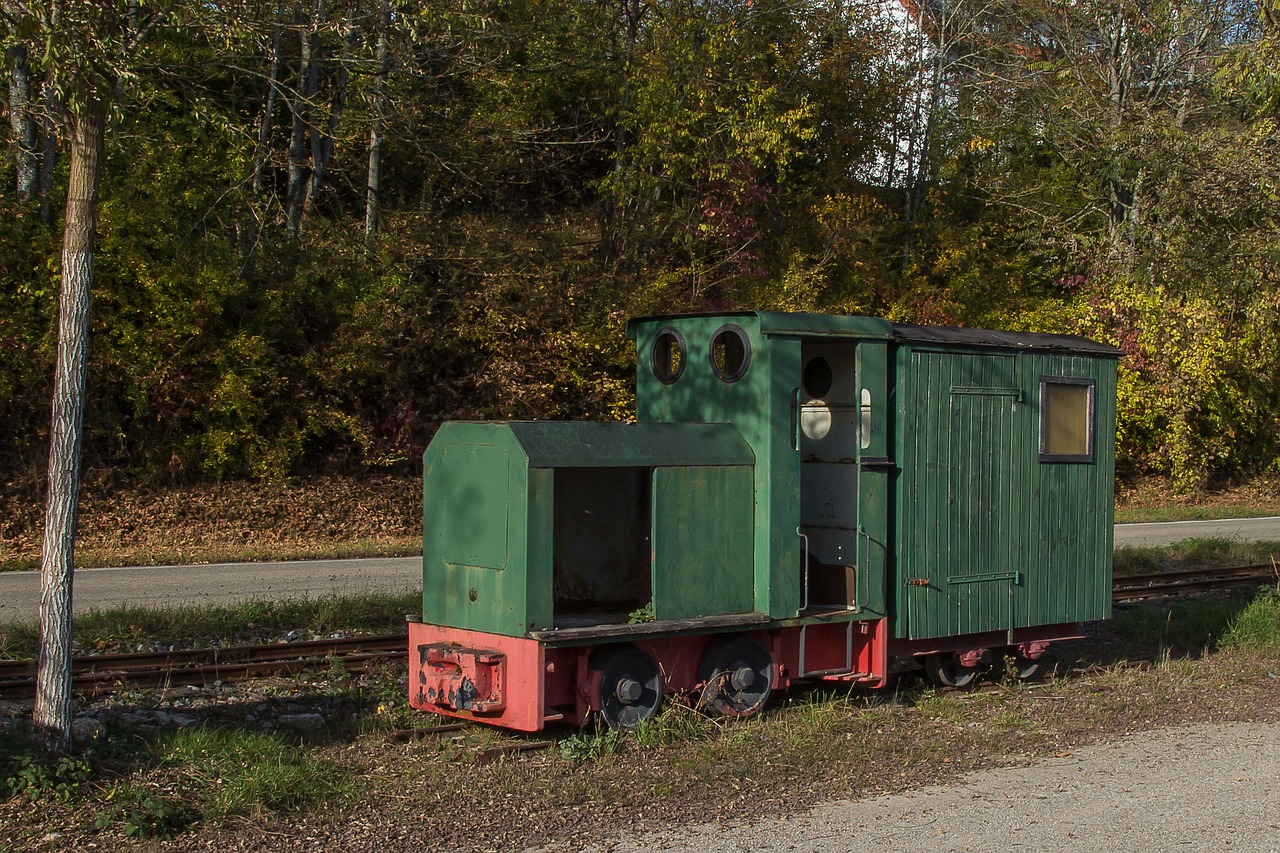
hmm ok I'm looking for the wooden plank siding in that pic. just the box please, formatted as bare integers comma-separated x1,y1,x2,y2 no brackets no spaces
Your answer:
895,349,1116,641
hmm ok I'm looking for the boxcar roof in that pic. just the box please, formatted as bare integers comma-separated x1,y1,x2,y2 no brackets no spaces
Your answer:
628,311,1121,356
889,323,1123,356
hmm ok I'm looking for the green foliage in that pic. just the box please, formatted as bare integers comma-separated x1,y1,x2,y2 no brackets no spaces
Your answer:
95,783,194,838
2,0,1279,492
0,744,93,804
558,728,620,764
627,601,654,624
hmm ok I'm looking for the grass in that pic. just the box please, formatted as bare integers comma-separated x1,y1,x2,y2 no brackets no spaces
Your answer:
0,537,422,573
152,727,349,818
1112,537,1280,577
1109,583,1280,657
0,591,421,659
3,590,1280,847
1114,504,1280,523
1,723,349,842
1220,589,1280,651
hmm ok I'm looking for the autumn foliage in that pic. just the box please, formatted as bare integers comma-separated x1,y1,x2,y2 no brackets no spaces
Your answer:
3,0,1279,493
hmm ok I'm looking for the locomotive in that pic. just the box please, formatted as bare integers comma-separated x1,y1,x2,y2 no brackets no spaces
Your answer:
407,311,1119,730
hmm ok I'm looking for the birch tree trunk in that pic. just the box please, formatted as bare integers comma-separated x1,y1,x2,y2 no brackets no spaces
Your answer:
286,8,321,238
364,0,390,254
6,41,39,200
33,95,106,751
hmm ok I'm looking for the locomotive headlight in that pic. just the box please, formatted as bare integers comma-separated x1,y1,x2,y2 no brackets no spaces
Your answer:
800,400,832,441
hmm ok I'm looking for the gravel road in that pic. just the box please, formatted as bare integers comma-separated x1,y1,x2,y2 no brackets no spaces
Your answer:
570,720,1280,853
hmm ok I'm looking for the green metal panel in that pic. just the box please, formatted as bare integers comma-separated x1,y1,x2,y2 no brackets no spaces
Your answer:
895,348,1116,640
439,443,511,570
651,465,756,620
855,341,891,617
507,421,752,468
422,422,532,638
630,314,802,618
524,467,555,633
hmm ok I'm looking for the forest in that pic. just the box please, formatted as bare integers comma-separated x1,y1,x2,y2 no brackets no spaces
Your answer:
3,0,1278,493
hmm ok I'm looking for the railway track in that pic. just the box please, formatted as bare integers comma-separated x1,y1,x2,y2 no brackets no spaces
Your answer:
1111,562,1277,601
0,563,1273,701
0,633,405,701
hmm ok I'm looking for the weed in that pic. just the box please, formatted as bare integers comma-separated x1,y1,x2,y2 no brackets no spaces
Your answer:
627,601,655,624
991,710,1034,730
95,783,194,838
558,729,620,764
631,700,717,748
1,750,93,803
912,690,969,724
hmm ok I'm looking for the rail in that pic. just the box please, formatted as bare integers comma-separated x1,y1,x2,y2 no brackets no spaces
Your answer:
0,563,1274,701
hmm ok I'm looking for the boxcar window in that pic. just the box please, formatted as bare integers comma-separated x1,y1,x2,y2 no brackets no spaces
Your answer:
860,389,872,450
710,325,751,383
1039,378,1095,462
803,357,833,398
651,327,687,384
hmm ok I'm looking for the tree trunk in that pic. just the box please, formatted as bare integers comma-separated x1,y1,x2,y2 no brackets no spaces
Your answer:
33,95,106,751
364,0,390,254
309,15,356,217
7,42,40,201
40,81,59,226
286,9,321,238
253,21,284,196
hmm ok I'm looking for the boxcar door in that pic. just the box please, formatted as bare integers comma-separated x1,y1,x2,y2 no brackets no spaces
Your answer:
798,343,860,611
897,350,1027,640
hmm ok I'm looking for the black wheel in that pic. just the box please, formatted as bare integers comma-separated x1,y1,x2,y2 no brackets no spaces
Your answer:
1011,652,1057,682
923,652,981,689
590,646,663,731
698,634,774,718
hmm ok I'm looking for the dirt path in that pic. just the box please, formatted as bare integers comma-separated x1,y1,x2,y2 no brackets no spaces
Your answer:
570,720,1280,853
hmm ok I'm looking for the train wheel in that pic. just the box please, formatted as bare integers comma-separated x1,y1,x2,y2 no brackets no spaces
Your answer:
1012,652,1057,682
590,646,663,731
923,652,981,689
698,634,774,718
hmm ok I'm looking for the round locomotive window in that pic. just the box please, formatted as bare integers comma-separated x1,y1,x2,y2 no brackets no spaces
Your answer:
709,324,751,383
802,357,833,399
650,327,687,384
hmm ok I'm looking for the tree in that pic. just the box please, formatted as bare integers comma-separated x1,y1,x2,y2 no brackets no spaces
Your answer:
2,0,177,749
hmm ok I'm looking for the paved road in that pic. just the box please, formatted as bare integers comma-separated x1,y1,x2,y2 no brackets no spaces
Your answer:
1113,515,1280,547
1,517,1278,623
564,720,1280,853
0,556,420,622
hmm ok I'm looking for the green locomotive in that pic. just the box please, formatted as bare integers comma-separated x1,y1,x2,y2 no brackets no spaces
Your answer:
408,312,1119,730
